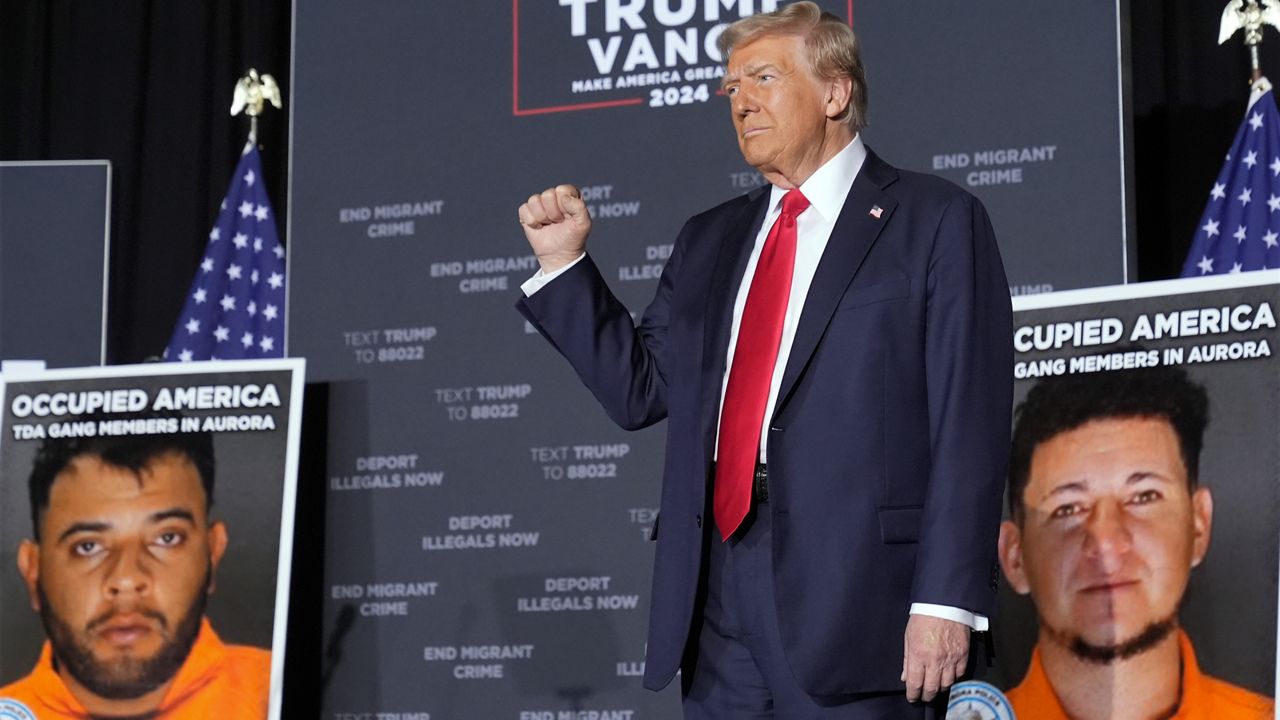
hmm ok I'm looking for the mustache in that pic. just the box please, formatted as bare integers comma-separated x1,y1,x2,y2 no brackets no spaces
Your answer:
85,605,170,634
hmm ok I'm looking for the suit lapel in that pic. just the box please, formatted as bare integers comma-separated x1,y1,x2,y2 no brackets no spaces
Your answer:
700,187,769,443
772,151,899,420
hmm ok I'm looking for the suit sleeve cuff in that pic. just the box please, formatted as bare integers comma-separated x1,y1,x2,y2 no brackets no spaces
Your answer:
520,253,587,296
909,603,989,631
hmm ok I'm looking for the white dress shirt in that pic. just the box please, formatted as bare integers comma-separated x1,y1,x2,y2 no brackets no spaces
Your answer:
522,135,987,631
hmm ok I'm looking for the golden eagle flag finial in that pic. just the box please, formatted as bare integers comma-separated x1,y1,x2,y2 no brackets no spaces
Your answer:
1220,0,1280,82
230,68,283,150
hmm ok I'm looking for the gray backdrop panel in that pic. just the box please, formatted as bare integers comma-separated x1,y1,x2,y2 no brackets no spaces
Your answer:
289,2,1130,717
0,162,110,367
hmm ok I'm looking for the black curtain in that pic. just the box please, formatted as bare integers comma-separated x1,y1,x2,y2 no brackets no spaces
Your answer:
1,0,291,364
5,1,1280,359
1131,0,1280,279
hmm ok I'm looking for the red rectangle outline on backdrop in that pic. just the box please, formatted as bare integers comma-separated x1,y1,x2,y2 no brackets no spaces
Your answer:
512,0,855,116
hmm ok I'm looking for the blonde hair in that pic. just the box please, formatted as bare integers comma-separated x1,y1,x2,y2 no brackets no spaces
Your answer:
717,1,868,132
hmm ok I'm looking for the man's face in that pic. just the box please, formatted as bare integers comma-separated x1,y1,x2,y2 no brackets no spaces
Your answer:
723,33,848,183
17,451,227,700
998,417,1212,660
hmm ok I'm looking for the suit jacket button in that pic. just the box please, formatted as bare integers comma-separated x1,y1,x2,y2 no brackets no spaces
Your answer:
695,514,702,528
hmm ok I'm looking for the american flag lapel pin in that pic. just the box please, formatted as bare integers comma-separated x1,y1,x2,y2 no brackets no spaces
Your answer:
869,205,883,219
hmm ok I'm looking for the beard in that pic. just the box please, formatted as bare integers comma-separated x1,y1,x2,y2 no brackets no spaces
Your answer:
38,566,209,701
1041,609,1179,665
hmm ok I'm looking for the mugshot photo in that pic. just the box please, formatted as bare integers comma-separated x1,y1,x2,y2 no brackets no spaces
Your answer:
0,362,302,719
994,278,1279,719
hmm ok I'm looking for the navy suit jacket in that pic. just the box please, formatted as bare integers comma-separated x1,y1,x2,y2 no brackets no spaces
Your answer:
517,150,1013,697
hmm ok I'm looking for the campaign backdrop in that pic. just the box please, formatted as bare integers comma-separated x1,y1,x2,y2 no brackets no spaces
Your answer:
996,272,1280,708
0,359,306,720
288,2,1132,717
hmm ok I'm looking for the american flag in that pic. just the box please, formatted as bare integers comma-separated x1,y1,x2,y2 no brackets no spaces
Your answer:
164,145,286,361
1182,77,1280,277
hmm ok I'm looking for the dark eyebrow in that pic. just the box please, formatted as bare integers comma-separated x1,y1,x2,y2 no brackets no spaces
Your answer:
1039,472,1171,504
57,521,111,545
1126,471,1169,485
149,508,197,525
54,508,197,544
1040,481,1086,503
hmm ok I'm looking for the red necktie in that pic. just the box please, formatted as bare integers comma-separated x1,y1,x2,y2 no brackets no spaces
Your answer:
714,189,809,541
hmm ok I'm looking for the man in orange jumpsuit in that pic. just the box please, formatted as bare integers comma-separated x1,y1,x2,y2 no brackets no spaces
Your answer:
0,429,270,718
997,367,1272,719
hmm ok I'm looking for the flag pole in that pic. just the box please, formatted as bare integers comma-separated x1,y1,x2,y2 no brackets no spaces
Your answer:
1220,0,1280,83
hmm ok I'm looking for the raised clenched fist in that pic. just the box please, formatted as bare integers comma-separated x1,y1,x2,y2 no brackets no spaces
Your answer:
518,184,592,273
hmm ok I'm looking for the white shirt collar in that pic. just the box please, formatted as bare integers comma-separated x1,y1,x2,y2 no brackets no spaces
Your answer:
766,134,867,221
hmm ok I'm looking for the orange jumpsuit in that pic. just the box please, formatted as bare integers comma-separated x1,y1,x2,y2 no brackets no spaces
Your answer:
1007,630,1272,719
0,618,270,719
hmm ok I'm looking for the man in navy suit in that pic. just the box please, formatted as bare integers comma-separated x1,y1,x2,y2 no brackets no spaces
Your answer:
517,3,1012,717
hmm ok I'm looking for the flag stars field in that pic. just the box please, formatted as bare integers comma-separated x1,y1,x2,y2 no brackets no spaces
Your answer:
165,145,286,361
1183,78,1280,278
